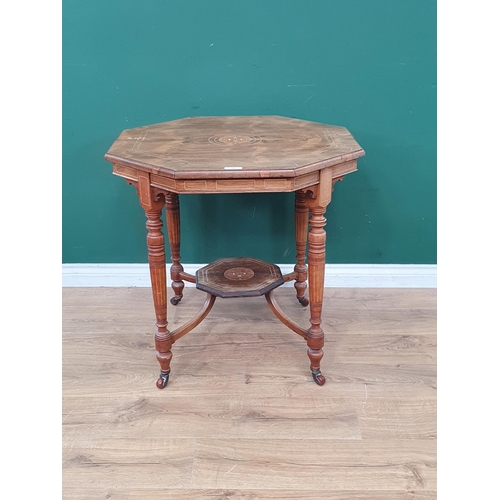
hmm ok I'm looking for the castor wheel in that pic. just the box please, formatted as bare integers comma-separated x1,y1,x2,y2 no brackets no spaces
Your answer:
170,297,181,306
312,370,326,386
156,371,170,389
298,297,309,307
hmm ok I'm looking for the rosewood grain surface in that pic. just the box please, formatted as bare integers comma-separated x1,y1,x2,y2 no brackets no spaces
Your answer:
105,116,364,181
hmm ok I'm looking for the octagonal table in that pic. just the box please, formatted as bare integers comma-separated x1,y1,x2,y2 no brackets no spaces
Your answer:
104,116,364,388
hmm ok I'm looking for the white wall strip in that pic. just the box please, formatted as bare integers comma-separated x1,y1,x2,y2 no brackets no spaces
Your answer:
62,263,436,288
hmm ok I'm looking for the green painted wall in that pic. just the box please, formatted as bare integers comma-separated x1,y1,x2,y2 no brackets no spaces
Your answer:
63,0,436,265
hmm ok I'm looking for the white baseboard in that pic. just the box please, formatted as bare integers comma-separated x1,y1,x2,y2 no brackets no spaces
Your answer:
62,263,436,288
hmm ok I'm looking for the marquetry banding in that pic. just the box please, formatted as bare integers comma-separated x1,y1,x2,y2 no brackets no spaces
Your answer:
150,174,176,190
184,180,207,191
216,179,256,190
264,179,288,189
113,164,138,180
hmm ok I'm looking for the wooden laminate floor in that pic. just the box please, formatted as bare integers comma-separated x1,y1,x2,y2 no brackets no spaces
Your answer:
62,287,437,499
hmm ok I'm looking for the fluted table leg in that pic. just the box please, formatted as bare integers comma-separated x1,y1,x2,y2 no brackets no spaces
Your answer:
294,190,309,307
305,203,327,385
305,168,338,385
137,173,172,388
165,192,185,305
144,202,172,388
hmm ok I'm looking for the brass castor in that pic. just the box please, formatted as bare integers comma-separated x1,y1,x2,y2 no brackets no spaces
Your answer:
170,297,182,306
298,297,309,307
156,371,170,389
312,370,325,386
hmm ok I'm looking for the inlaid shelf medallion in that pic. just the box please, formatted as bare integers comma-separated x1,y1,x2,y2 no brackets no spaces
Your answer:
105,115,365,388
197,258,284,298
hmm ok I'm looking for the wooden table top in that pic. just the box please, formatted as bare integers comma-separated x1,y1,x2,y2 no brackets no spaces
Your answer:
105,116,364,180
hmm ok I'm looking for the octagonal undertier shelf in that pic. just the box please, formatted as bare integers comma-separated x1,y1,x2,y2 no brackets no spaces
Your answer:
196,257,284,298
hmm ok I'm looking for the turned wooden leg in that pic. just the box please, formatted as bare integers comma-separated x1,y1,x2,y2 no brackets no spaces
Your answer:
165,192,185,305
144,202,172,389
303,169,337,386
305,203,327,386
294,190,309,307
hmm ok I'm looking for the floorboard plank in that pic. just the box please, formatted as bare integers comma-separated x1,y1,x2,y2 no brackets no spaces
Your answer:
63,488,437,499
191,438,436,491
63,395,361,440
